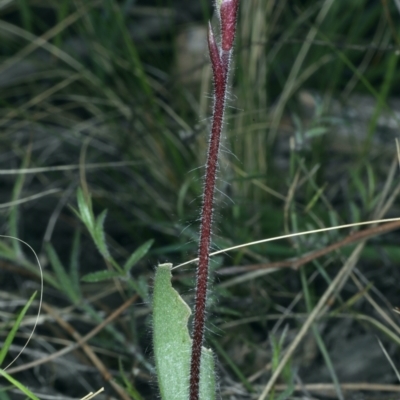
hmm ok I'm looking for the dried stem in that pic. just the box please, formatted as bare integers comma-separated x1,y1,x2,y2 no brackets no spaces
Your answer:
216,219,400,275
189,1,239,399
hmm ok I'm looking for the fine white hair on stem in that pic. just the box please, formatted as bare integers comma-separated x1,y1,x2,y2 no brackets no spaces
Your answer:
214,187,234,204
187,165,207,174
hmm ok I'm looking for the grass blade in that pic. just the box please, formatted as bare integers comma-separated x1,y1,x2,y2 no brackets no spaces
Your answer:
123,239,154,273
45,243,80,303
81,270,123,282
0,370,40,400
0,291,37,367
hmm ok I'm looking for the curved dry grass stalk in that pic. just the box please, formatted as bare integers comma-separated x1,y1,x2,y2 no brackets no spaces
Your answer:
174,217,400,269
257,243,364,400
5,295,137,375
0,235,43,371
256,178,400,399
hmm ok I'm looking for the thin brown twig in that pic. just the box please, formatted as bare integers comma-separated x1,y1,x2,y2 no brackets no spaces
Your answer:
258,243,364,400
6,295,137,374
258,171,400,399
217,219,400,275
41,303,131,400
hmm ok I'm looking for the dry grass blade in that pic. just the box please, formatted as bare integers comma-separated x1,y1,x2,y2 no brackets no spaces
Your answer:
257,167,400,398
6,295,137,374
377,339,400,382
272,382,400,394
0,20,129,116
268,0,335,144
0,161,139,175
0,74,81,127
0,188,61,209
217,219,400,275
174,217,400,269
342,13,387,97
258,243,364,399
0,1,99,76
351,273,400,338
81,388,104,400
41,302,131,400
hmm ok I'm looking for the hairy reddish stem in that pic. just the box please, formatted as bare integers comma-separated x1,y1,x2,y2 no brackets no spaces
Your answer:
189,2,239,398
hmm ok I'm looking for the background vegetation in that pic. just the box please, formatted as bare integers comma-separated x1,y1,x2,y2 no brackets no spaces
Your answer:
1,0,400,399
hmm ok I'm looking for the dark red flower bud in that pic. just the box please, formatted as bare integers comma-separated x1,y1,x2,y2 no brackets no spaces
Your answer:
220,0,239,51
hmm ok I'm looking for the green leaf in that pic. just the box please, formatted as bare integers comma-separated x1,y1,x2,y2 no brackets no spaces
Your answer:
69,229,81,295
153,263,215,400
123,239,154,273
45,243,80,304
9,150,31,257
75,190,119,268
0,241,16,259
0,291,37,367
304,126,327,139
0,369,40,400
137,275,150,303
76,187,94,232
81,270,123,282
94,209,110,259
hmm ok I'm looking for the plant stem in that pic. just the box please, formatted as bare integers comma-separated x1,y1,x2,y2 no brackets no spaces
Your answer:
189,1,239,398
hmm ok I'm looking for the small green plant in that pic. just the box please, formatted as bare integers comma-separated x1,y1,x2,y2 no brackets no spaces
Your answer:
74,186,154,298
